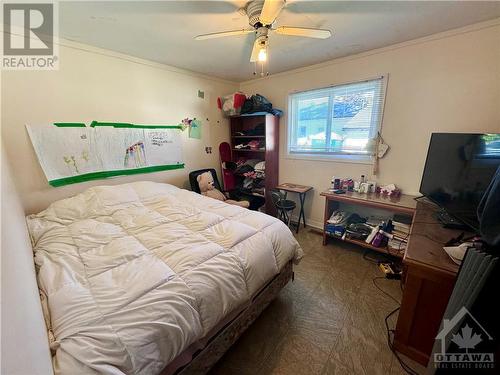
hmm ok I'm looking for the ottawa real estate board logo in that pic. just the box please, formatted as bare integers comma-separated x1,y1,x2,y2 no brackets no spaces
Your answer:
2,1,59,70
434,307,494,370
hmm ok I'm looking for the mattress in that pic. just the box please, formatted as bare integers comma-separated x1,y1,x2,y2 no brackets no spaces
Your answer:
27,181,303,374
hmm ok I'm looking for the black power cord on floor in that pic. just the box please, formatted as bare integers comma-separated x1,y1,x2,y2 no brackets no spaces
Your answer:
372,277,401,305
371,276,420,375
384,307,419,375
363,249,421,374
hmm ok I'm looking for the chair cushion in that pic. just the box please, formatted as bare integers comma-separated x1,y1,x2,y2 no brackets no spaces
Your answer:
277,200,296,210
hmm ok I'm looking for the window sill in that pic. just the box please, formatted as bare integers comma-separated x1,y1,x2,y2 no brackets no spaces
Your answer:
284,152,374,165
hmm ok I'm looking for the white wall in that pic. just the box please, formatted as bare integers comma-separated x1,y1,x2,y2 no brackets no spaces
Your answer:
1,40,238,214
1,146,53,375
240,20,500,227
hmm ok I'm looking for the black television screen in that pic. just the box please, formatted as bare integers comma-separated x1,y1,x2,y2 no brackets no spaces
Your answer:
420,133,500,231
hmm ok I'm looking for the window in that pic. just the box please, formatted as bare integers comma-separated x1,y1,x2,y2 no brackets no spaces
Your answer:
287,77,386,161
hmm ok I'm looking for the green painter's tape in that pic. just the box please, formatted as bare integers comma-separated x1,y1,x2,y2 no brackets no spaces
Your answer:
53,123,86,127
48,164,185,187
90,121,182,129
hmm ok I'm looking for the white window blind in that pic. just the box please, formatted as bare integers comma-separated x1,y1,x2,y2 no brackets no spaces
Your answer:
287,77,386,159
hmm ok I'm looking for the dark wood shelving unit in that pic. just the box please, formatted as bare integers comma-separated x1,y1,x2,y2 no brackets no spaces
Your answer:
230,114,279,216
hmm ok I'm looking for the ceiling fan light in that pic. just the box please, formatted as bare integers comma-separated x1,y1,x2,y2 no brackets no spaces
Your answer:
258,47,267,62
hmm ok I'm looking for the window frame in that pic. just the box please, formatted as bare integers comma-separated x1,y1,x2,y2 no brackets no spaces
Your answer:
286,75,388,164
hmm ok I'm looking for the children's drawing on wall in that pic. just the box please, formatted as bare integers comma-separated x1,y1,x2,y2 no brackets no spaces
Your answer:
124,141,147,168
189,119,202,139
81,150,90,163
181,118,202,139
143,129,182,166
27,122,184,187
63,155,79,174
62,149,91,174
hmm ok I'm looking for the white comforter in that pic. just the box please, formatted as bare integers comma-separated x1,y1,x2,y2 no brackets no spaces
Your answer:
27,181,303,374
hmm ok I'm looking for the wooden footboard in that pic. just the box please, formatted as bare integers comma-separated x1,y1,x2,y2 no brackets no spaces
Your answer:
162,261,294,375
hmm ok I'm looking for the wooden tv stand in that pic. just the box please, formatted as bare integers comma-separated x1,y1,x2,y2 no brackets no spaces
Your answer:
320,190,418,258
394,200,461,366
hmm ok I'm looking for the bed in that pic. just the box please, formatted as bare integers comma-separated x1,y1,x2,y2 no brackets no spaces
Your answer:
27,181,303,374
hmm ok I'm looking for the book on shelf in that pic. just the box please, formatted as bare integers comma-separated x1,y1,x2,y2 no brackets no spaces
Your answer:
392,230,409,240
393,221,411,235
392,234,409,243
393,220,411,229
393,227,410,234
388,238,407,251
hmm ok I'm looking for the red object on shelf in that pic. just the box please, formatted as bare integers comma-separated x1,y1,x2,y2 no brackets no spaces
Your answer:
234,93,246,109
218,92,247,116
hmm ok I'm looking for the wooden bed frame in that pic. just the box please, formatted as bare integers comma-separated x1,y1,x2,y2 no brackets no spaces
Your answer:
160,261,294,375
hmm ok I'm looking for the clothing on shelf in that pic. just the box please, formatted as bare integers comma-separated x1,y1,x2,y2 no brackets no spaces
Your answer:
232,157,266,196
252,187,265,196
247,140,263,150
246,123,265,136
234,164,253,174
234,143,249,149
234,158,261,174
254,161,265,170
234,140,265,150
243,177,254,189
233,124,266,136
254,161,265,179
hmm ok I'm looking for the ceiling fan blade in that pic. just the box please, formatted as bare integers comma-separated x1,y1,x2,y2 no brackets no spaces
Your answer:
195,29,254,41
274,26,332,39
260,0,286,25
250,39,261,62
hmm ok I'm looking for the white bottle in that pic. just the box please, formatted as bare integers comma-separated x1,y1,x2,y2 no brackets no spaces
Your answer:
365,225,379,244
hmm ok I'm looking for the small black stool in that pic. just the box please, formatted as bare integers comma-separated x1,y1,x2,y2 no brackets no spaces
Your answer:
271,190,296,228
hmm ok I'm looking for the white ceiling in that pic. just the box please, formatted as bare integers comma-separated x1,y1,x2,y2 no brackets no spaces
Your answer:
60,1,500,82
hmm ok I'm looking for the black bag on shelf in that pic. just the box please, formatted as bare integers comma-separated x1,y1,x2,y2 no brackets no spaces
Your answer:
241,94,273,114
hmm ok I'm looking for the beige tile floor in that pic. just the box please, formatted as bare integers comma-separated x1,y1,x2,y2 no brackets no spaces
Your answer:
210,229,427,375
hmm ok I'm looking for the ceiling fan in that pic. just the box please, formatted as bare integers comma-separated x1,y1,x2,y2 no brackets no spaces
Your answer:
194,0,332,71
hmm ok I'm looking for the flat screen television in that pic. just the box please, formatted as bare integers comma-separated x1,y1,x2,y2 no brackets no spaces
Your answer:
420,133,500,231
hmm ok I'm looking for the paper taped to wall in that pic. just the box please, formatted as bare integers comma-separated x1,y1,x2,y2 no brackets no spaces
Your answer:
143,129,183,166
27,123,184,187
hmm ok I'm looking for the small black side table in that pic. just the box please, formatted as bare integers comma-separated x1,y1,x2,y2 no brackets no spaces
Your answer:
276,183,313,233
